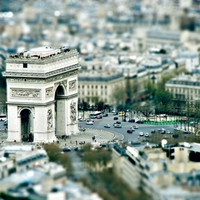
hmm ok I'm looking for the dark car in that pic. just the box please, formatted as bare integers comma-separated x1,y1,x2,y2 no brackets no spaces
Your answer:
113,116,118,120
128,118,135,123
62,147,71,152
127,128,134,133
113,121,121,125
74,147,82,151
136,120,143,124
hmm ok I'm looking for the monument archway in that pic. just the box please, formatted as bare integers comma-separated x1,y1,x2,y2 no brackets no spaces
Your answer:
20,108,33,142
4,47,79,143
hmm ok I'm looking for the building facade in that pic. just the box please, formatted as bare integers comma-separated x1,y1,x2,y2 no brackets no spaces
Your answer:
78,71,125,106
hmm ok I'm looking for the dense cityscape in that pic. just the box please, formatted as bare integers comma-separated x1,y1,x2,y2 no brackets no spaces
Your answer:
1,0,200,199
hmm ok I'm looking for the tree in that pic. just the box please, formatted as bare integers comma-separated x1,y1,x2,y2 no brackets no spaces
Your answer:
112,85,126,109
154,90,173,114
133,101,154,120
143,79,157,99
43,144,74,177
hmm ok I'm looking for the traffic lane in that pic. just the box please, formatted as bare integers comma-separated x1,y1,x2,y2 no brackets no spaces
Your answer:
78,116,175,142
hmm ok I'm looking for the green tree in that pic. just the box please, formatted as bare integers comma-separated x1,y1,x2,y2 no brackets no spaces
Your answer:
143,79,157,98
154,90,173,114
112,85,126,109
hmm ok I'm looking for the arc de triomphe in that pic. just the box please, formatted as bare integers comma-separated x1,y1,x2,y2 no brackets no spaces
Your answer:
3,47,80,143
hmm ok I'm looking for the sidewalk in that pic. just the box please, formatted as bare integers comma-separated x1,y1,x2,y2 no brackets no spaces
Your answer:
58,128,115,148
0,128,116,148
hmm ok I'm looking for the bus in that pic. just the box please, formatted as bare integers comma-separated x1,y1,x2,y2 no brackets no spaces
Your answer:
90,111,101,119
0,114,7,121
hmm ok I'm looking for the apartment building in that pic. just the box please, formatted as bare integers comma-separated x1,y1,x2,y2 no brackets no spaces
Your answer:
165,74,200,102
78,71,125,106
112,142,200,200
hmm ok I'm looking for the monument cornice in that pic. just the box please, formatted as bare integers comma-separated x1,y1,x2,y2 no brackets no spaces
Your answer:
3,64,80,79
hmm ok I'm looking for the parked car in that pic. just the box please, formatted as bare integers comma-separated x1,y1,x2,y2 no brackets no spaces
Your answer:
139,132,144,136
103,113,108,117
128,118,135,123
136,120,143,124
104,124,111,128
113,116,118,120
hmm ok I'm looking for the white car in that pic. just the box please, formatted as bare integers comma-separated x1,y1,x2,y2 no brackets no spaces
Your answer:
145,133,149,137
132,125,138,129
139,132,144,136
86,121,93,125
114,123,122,128
104,124,111,128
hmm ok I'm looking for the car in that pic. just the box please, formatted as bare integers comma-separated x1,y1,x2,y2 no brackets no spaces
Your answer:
113,121,121,125
166,130,171,134
79,127,86,132
113,116,118,120
86,118,94,122
97,115,102,119
139,132,144,136
3,119,8,126
136,120,143,124
114,123,122,128
132,125,138,129
78,117,86,121
127,128,134,133
112,111,118,115
151,129,156,133
103,113,108,117
86,121,94,125
74,147,82,151
104,124,111,128
62,147,71,152
128,118,135,123
145,133,149,137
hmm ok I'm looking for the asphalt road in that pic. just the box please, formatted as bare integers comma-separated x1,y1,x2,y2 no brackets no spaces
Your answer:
78,113,175,143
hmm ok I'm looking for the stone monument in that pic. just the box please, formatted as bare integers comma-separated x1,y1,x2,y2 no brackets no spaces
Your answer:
3,46,80,143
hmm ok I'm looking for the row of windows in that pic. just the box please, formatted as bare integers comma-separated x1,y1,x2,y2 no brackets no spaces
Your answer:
79,97,108,103
78,85,107,89
79,91,108,96
82,66,103,70
167,87,200,95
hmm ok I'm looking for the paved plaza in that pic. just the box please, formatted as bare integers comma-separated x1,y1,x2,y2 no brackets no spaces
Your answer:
0,128,117,149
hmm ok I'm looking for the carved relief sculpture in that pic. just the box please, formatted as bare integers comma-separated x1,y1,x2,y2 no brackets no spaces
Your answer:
11,88,41,98
69,80,76,90
45,87,53,98
47,109,53,130
70,101,76,122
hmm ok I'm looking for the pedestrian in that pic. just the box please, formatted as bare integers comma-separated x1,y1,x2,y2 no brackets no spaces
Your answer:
76,141,77,145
